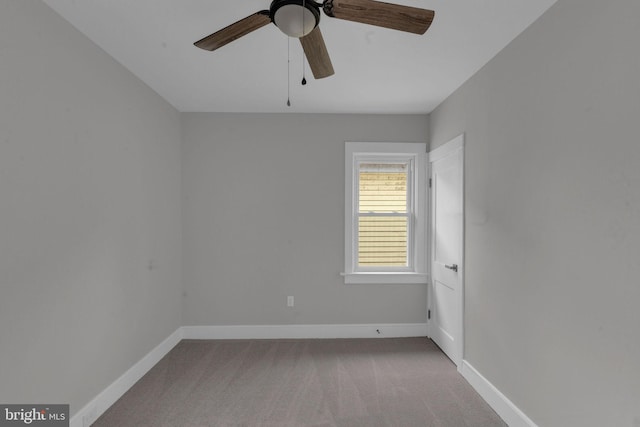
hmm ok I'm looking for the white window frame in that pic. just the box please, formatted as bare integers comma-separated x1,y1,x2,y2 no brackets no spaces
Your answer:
343,142,428,284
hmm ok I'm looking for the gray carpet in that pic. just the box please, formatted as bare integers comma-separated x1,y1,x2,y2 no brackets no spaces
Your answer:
93,338,506,427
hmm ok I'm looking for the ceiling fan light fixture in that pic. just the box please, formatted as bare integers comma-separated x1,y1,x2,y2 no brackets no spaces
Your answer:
271,0,320,38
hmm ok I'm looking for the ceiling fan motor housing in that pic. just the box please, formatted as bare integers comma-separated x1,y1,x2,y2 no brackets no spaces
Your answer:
270,0,321,38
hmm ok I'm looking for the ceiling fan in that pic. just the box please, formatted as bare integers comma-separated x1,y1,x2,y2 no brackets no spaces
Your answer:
194,0,435,79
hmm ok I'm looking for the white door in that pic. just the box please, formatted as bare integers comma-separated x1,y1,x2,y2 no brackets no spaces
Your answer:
428,135,464,366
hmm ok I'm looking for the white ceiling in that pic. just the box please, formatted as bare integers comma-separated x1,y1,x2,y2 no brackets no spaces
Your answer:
42,0,557,114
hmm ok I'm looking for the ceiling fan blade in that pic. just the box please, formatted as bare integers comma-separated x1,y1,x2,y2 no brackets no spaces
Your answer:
300,27,335,79
325,0,434,35
194,11,271,51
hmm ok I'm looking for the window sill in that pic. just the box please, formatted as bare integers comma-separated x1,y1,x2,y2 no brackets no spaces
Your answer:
341,272,429,285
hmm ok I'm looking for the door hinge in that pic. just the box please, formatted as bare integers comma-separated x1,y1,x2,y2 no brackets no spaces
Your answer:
428,309,431,320
429,178,432,188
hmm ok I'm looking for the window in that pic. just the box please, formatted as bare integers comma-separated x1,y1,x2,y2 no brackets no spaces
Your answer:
358,162,410,267
344,142,427,284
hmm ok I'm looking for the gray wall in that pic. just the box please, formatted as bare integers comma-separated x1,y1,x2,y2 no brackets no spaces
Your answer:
0,0,182,416
429,0,640,425
181,113,428,325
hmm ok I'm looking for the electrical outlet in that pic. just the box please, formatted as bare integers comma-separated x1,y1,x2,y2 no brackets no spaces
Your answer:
287,296,294,307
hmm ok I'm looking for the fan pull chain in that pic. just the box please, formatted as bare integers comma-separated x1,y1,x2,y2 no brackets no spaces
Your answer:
301,0,307,86
287,36,291,107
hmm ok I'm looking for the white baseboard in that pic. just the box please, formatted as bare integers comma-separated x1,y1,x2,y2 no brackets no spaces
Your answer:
182,323,428,340
70,328,183,427
459,360,537,427
70,326,541,427
67,325,539,427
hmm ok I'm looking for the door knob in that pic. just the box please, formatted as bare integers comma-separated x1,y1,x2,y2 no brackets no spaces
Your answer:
445,264,458,272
